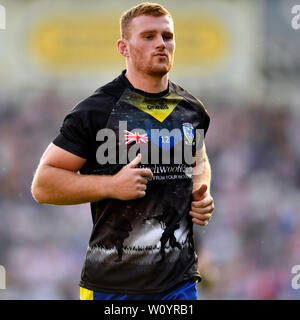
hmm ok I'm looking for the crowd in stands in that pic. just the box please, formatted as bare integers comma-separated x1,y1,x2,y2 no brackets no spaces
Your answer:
0,87,299,299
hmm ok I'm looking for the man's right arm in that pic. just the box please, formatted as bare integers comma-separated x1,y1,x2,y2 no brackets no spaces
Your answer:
31,143,152,205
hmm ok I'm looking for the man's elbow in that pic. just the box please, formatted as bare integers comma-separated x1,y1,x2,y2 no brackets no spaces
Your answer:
31,174,48,204
31,183,44,204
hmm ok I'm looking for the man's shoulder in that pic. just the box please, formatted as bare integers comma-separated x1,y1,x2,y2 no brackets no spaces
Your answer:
170,81,208,115
71,74,126,114
94,73,127,99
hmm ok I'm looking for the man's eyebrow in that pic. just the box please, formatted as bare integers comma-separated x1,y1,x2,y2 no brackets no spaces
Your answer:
139,30,174,35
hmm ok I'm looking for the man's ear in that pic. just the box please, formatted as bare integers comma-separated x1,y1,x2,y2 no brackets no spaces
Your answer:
117,39,129,58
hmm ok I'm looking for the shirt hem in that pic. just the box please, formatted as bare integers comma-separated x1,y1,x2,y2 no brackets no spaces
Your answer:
79,273,201,295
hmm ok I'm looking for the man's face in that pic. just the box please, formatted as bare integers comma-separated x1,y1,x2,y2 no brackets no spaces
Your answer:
125,14,175,77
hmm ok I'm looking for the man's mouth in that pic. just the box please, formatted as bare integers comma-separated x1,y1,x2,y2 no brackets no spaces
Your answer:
154,53,168,58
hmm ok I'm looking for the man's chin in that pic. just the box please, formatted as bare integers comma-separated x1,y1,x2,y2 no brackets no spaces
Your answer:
148,64,172,77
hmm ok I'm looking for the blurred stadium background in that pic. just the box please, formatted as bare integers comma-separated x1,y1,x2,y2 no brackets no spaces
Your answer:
0,0,300,299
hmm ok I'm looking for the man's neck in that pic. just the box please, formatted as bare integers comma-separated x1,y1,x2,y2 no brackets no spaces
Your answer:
125,69,169,94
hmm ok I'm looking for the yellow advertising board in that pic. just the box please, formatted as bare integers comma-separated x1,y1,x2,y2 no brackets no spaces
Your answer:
28,11,230,75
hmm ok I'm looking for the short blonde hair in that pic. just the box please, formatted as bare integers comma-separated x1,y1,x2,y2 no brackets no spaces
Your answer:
120,2,172,39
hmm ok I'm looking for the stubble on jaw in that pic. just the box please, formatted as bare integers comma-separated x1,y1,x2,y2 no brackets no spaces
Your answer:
129,47,173,77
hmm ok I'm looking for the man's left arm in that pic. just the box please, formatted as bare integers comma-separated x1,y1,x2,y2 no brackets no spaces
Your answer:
190,143,215,226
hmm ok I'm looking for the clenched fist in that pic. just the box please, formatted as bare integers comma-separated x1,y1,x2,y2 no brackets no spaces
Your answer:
110,153,153,200
189,184,214,226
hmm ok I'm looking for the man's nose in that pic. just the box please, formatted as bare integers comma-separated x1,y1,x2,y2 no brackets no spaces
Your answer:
155,35,166,49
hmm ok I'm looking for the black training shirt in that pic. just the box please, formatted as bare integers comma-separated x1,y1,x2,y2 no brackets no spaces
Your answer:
53,70,210,294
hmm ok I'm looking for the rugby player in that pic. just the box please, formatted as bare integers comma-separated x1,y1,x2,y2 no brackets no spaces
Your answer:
31,2,214,300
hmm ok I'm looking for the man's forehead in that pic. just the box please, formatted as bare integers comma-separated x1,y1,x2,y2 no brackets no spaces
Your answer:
131,15,174,33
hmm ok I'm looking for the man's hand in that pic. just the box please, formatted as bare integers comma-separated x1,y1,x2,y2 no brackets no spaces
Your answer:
110,153,153,200
189,184,214,226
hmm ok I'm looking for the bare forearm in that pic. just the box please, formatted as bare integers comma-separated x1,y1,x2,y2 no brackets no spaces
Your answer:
31,165,114,205
192,155,211,193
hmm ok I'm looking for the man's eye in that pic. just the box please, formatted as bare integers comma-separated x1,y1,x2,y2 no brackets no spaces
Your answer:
144,35,153,39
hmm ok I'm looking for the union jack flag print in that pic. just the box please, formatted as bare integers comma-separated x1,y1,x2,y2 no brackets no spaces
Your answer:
123,130,149,145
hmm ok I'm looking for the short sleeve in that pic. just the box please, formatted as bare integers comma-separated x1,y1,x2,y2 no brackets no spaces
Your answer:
194,102,210,153
202,108,210,138
52,109,90,159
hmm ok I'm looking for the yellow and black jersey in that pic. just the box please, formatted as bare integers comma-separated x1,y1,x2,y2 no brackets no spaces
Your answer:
53,70,210,295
